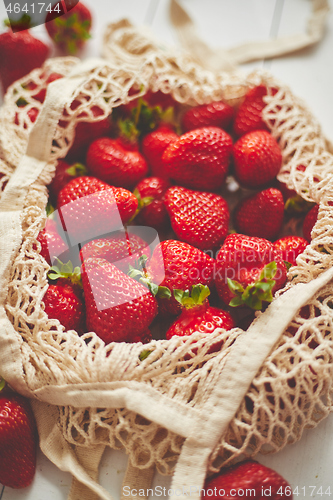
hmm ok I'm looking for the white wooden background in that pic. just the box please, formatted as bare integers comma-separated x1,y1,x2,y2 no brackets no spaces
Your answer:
0,0,333,498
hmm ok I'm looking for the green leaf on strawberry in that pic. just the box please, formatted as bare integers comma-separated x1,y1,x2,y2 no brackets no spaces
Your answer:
139,349,153,361
0,376,5,392
228,261,278,310
48,258,81,287
173,284,210,308
284,195,315,215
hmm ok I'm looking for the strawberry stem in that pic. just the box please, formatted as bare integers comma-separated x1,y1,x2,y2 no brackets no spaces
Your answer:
48,258,81,286
228,261,278,310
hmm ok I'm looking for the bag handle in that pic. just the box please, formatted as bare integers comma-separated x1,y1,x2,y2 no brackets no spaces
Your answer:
170,0,330,72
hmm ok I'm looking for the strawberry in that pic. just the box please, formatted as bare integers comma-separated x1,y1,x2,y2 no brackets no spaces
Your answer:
145,240,216,316
181,100,234,133
233,130,282,188
86,137,148,190
43,281,85,333
80,230,151,274
36,218,68,265
234,188,284,240
141,125,178,178
48,160,87,204
0,382,37,489
81,257,158,344
164,186,229,251
203,460,292,500
233,85,270,137
0,27,49,95
166,285,234,339
45,1,92,55
303,204,319,242
134,177,171,231
57,176,138,244
273,236,308,266
215,234,287,310
162,127,233,191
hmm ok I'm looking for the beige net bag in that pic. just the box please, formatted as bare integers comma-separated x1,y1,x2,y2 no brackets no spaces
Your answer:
0,4,333,499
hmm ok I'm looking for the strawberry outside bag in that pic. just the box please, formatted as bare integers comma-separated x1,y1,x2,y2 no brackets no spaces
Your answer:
0,5,333,500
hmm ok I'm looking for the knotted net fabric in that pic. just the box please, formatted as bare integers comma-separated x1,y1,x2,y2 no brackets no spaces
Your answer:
0,19,333,500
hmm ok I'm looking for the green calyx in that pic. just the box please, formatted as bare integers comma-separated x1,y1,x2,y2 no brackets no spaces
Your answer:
54,14,91,55
128,257,172,300
116,97,164,142
48,258,81,286
173,284,210,308
227,261,277,310
66,162,87,177
0,377,6,392
5,14,33,30
139,349,152,361
285,195,315,215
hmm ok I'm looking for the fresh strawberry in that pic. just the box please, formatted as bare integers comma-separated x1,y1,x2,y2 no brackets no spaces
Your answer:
233,85,270,137
162,127,233,191
234,188,284,240
81,257,158,344
181,100,234,133
36,218,68,265
31,72,63,103
66,111,112,162
0,28,49,94
303,204,319,242
48,160,87,204
145,240,216,316
134,177,171,231
43,280,85,333
274,236,308,266
0,382,37,489
215,234,287,309
141,125,178,178
233,130,282,188
164,186,229,250
203,460,293,500
57,176,138,244
45,1,92,55
86,137,148,190
121,90,176,117
14,106,39,128
166,285,234,339
80,230,151,274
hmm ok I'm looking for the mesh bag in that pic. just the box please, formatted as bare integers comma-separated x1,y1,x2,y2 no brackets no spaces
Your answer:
0,14,333,500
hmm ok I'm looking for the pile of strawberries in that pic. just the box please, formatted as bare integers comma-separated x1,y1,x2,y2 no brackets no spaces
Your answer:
32,82,318,346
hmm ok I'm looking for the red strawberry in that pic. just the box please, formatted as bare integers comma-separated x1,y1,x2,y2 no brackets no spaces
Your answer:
49,160,87,204
166,285,234,339
141,125,178,178
36,218,68,265
134,177,171,231
0,384,37,489
45,1,92,55
162,127,233,191
43,281,85,333
234,188,284,240
57,176,138,244
274,236,308,266
145,240,215,316
164,186,229,250
203,460,292,500
181,100,234,133
215,234,287,309
233,130,282,188
86,137,148,190
80,230,151,274
303,204,319,242
233,85,270,137
81,257,158,344
0,28,49,94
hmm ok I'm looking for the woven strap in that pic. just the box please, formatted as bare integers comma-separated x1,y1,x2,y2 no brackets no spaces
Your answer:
170,0,329,71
